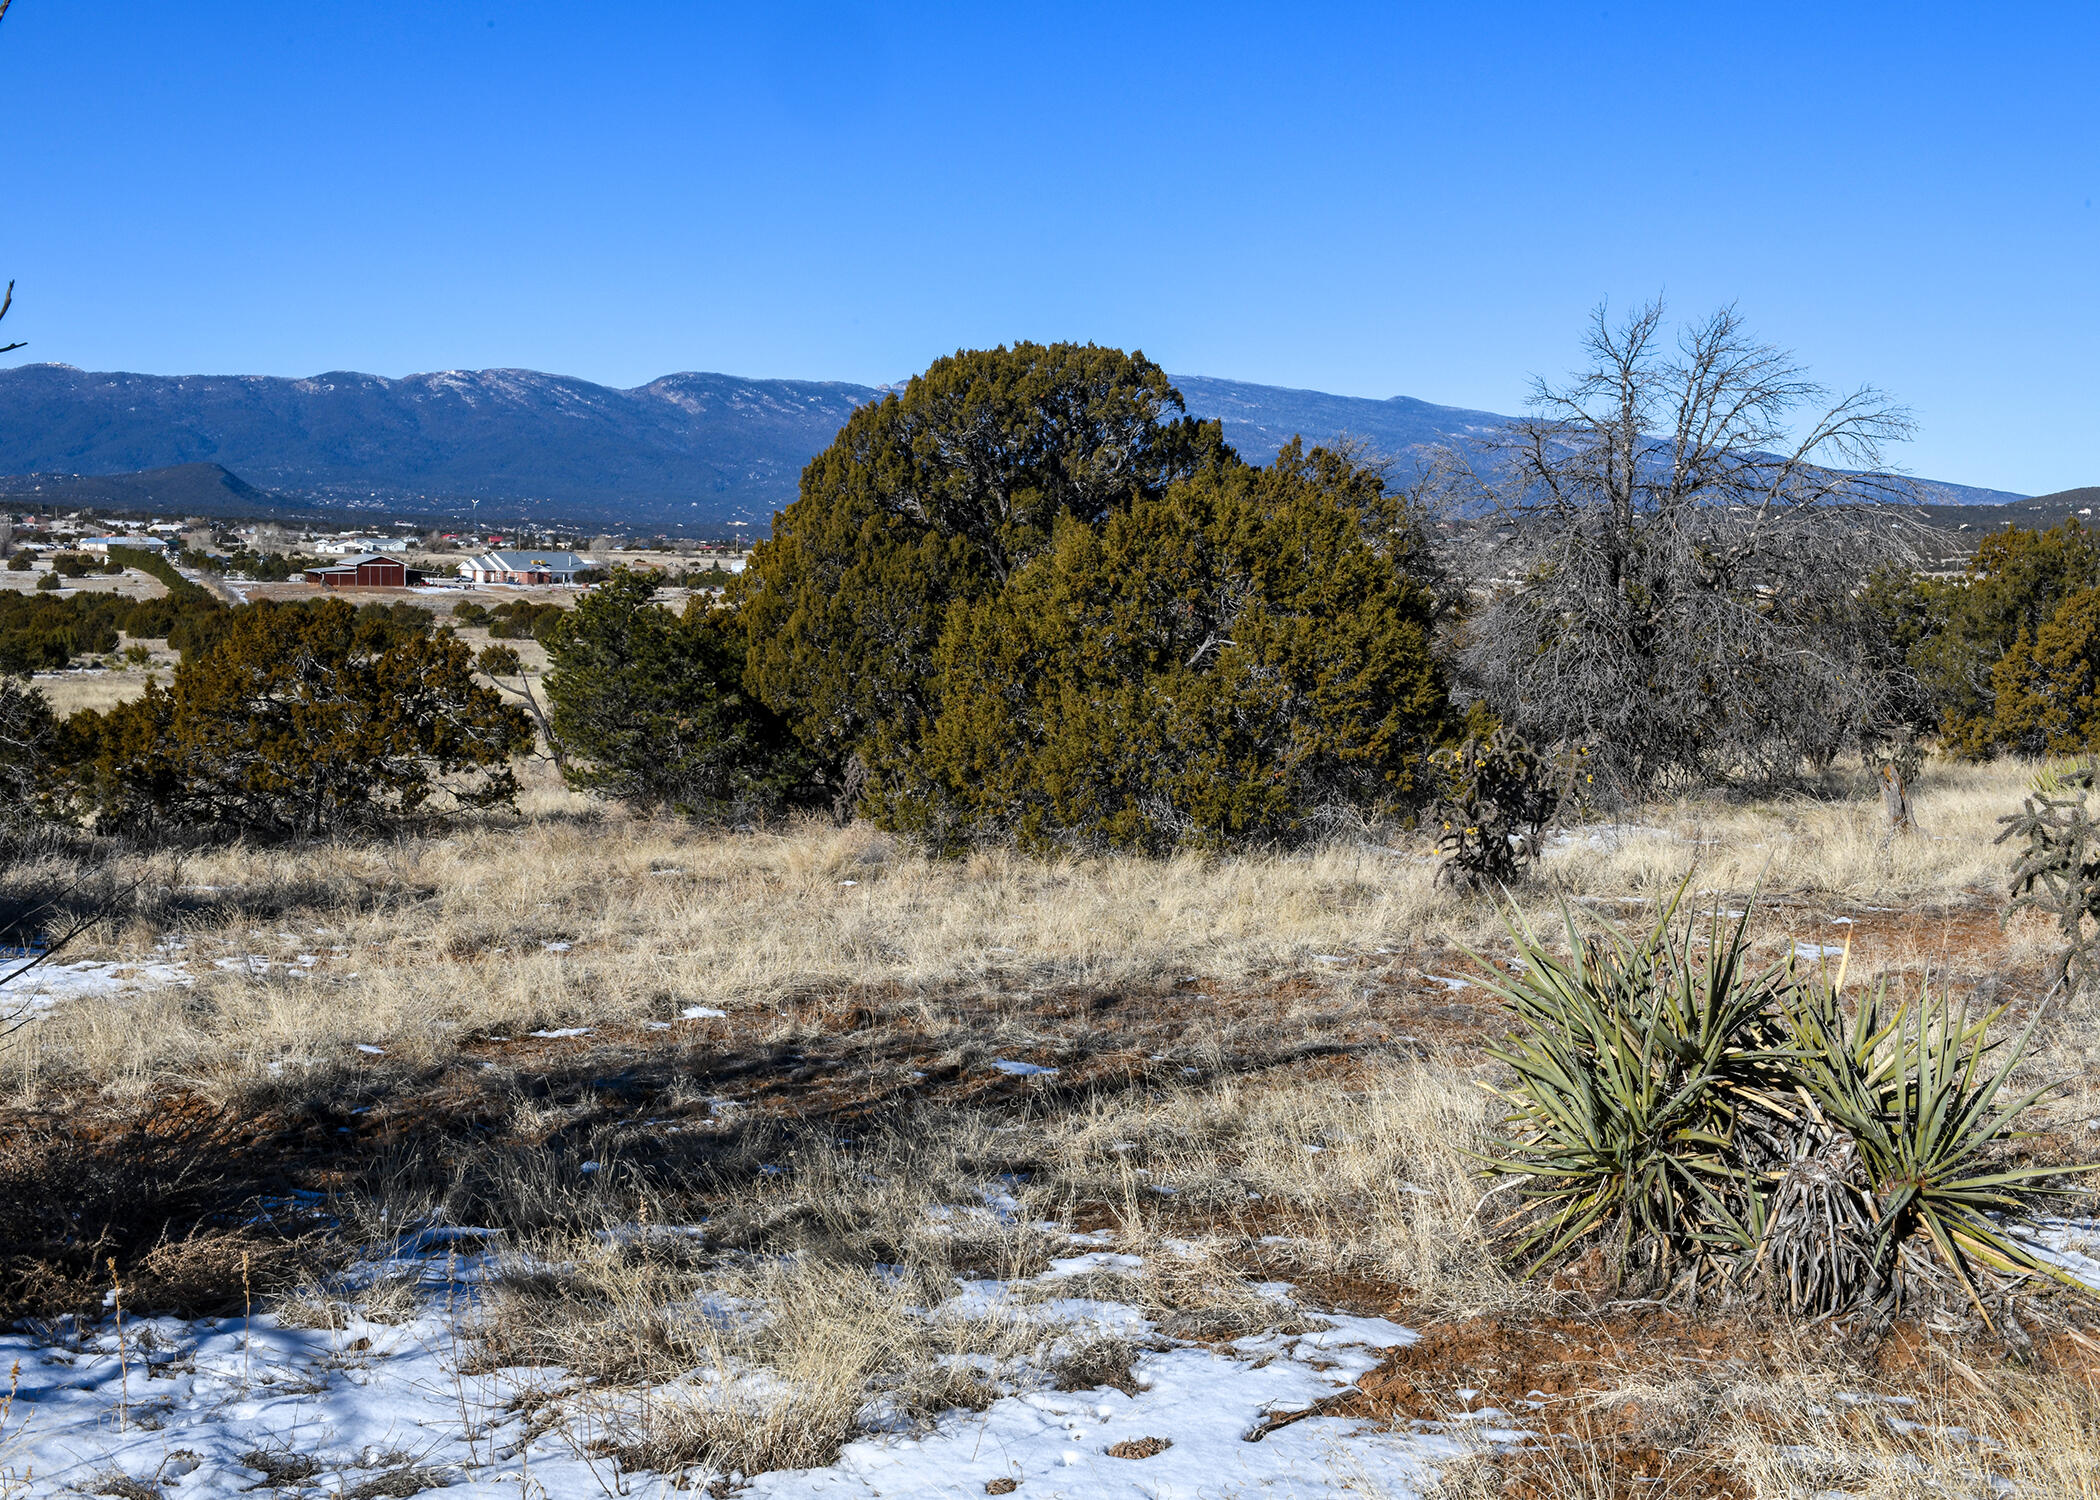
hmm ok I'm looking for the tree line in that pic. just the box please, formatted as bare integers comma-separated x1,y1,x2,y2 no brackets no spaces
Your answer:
2,316,2092,856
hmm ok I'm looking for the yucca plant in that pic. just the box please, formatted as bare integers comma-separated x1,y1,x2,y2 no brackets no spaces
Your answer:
1473,891,2100,1320
1773,970,2098,1324
1469,890,1794,1287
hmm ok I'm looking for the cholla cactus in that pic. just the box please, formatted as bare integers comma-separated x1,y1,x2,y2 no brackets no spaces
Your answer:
1996,762,2100,993
1427,729,1574,891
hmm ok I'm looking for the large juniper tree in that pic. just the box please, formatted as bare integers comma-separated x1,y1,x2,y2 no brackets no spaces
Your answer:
737,343,1232,805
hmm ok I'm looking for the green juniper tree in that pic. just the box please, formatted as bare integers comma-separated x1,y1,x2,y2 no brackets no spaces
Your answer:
60,599,531,838
901,442,1451,852
737,342,1232,806
542,568,814,820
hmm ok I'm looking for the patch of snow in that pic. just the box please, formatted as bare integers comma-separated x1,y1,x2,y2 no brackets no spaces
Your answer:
2013,1217,2100,1292
0,956,191,1017
994,1059,1058,1077
0,1207,1535,1498
1546,822,1673,853
1792,942,1846,961
682,1005,728,1019
529,1027,592,1039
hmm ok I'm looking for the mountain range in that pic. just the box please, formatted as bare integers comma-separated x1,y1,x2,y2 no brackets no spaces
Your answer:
0,362,2029,528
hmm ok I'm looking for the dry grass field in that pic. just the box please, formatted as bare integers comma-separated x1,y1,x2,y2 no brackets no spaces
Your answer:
3,755,2098,1496
0,563,170,601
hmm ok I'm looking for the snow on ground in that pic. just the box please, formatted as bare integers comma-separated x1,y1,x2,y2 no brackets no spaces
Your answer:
1543,822,1675,854
0,955,190,1019
14,1218,2100,1497
757,1318,1482,1499
2014,1217,2100,1290
0,1237,1489,1499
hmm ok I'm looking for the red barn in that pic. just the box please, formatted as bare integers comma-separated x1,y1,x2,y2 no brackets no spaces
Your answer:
304,553,414,588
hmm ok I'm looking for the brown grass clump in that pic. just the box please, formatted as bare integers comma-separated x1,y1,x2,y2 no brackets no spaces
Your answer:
1402,1314,2100,1500
1106,1435,1171,1459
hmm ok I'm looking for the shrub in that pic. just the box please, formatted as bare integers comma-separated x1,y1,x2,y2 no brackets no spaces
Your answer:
1983,586,2100,755
1474,894,2100,1317
224,550,322,582
542,569,815,821
1427,729,1575,890
106,544,211,601
1475,897,1789,1285
33,571,58,592
1996,763,2100,993
352,600,437,644
1880,521,2100,755
486,599,564,641
739,342,1230,796
0,674,56,845
58,598,533,839
4,553,30,573
895,443,1450,852
0,592,121,671
49,553,95,579
1768,979,2083,1320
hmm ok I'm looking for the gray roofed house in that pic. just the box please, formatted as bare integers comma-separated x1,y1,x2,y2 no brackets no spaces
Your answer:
460,550,595,586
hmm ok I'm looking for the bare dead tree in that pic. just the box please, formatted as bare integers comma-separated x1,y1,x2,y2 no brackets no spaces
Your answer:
1448,301,1924,800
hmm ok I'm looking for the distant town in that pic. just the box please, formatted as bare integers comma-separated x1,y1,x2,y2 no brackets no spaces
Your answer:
0,507,750,602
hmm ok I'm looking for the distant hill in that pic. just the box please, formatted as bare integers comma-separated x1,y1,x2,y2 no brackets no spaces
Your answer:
1169,375,2027,511
0,362,2029,527
0,365,877,527
0,461,291,518
2017,485,2100,519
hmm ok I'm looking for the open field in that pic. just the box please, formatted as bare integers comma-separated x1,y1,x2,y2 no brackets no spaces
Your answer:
0,563,170,600
2,756,2098,1496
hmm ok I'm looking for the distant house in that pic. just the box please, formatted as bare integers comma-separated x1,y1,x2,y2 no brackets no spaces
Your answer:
460,550,594,586
78,535,167,554
304,553,418,589
316,537,413,557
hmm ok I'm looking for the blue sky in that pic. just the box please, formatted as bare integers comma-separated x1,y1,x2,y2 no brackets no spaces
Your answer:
1,2,2093,493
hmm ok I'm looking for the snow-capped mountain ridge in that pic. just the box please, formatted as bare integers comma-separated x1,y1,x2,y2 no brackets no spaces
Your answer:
0,362,2027,526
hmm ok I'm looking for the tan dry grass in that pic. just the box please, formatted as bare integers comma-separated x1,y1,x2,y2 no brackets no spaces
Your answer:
0,566,168,601
1426,1353,2100,1499
1543,756,2037,905
1032,1055,1517,1315
4,753,2047,1102
1723,1364,2100,1497
5,755,2090,1495
30,658,174,717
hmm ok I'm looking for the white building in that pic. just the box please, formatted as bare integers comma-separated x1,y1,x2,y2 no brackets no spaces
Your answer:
460,550,595,586
315,537,413,556
77,535,167,554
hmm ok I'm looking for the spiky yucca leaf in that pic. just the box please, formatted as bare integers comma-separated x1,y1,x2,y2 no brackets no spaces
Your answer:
1468,888,1792,1283
1779,976,2099,1323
